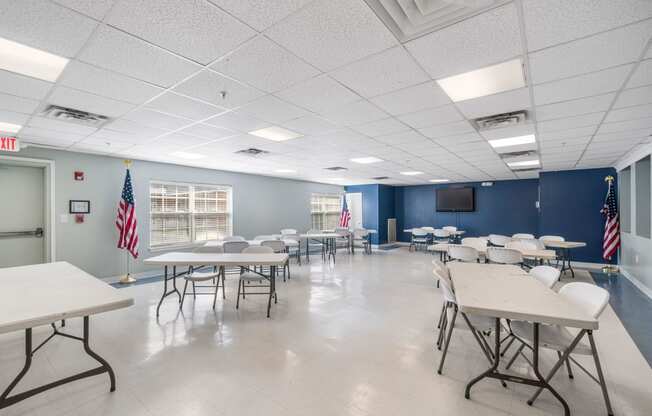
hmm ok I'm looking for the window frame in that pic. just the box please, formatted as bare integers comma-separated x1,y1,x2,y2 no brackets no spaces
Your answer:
149,180,233,250
310,193,343,231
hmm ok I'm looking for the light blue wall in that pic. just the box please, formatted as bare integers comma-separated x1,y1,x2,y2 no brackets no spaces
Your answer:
9,147,342,277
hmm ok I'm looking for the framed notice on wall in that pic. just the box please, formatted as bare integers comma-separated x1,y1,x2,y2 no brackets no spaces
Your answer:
69,200,90,214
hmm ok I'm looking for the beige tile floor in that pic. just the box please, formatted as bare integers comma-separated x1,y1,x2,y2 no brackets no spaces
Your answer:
1,248,650,416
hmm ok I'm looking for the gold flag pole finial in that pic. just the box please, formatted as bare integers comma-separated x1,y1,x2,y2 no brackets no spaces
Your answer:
123,159,132,168
604,175,614,183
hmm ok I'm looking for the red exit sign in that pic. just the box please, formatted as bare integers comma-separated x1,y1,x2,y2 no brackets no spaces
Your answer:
0,136,19,152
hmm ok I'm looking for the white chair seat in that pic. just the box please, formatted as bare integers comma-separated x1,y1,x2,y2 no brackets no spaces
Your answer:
511,321,592,355
185,270,220,282
282,239,299,247
463,313,495,332
240,271,268,282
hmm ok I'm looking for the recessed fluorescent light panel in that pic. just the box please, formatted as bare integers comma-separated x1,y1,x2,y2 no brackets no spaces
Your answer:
171,151,205,160
350,156,383,164
400,171,424,176
489,134,536,148
275,169,296,173
249,126,302,141
0,122,22,133
0,37,69,82
429,179,450,183
436,59,525,102
507,159,540,167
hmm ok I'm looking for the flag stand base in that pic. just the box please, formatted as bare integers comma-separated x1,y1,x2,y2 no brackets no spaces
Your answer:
601,265,619,275
119,273,136,284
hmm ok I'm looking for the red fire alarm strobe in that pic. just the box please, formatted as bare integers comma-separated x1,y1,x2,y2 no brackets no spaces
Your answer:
0,136,19,152
74,171,84,181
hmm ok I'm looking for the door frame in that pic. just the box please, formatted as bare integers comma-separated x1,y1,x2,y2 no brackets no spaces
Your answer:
345,192,364,229
0,155,56,262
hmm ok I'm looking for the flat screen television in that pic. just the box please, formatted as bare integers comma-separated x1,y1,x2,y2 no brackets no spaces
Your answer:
436,187,475,212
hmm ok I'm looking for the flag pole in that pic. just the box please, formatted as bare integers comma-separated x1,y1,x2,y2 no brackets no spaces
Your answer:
119,159,137,284
601,175,619,276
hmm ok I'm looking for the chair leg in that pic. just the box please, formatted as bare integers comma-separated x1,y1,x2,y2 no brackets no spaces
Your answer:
588,331,614,416
180,279,189,309
505,342,525,370
286,261,290,280
221,268,226,299
437,306,458,374
212,279,219,310
557,351,574,379
236,279,241,309
192,281,196,299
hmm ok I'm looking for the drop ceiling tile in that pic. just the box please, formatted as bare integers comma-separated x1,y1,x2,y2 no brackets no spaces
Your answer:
274,74,360,114
533,64,632,105
537,113,604,133
0,70,53,101
204,111,271,132
18,126,84,142
265,0,397,71
28,116,97,136
0,93,40,114
614,85,652,108
58,61,164,105
211,36,320,93
321,100,388,126
107,0,255,64
103,119,170,137
536,93,616,121
529,20,652,84
48,86,135,118
598,116,652,134
626,59,652,88
434,132,483,146
73,138,133,153
404,3,521,78
173,70,265,109
0,0,97,57
478,123,535,141
522,0,652,51
52,0,115,20
593,129,650,142
456,88,531,119
88,129,153,144
350,118,410,137
146,92,226,121
398,105,462,129
238,95,309,124
605,103,652,123
78,26,201,88
122,109,194,130
419,121,476,139
374,130,427,145
156,133,214,147
281,115,339,135
209,0,313,32
330,47,429,98
177,123,236,140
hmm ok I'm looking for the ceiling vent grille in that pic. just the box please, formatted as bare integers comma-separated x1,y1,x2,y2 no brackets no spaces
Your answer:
325,166,348,171
499,149,537,159
511,167,540,173
473,110,528,131
40,105,111,127
235,148,269,157
371,176,389,180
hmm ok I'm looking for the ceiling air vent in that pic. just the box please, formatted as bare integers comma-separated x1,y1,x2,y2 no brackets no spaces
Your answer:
40,105,111,127
371,176,389,180
473,110,527,131
235,148,269,157
511,167,540,173
500,150,537,158
324,166,348,171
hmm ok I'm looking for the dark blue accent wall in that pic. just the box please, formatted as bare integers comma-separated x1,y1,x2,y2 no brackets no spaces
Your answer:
539,168,617,264
394,179,540,242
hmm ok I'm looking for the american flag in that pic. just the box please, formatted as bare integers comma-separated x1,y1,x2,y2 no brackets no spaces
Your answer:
600,178,619,261
116,169,139,259
339,197,351,228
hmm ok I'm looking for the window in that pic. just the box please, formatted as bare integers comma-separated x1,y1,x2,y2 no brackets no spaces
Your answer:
150,181,232,248
311,193,342,231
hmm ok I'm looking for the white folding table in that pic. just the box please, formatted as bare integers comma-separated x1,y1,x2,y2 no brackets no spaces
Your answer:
0,262,134,409
541,240,587,278
299,233,340,263
447,262,599,416
144,252,289,318
429,242,558,262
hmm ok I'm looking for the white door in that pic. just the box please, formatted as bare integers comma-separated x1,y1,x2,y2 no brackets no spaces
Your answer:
346,192,363,229
0,163,45,267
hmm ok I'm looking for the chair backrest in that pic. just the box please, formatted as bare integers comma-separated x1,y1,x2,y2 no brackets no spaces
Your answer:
353,228,369,238
512,233,535,239
193,245,224,253
335,227,350,236
448,245,479,262
223,235,245,242
243,245,274,254
529,265,560,289
261,240,285,252
281,228,297,235
433,267,456,304
421,226,436,232
505,239,539,251
486,247,523,264
223,241,250,253
307,229,321,235
461,237,487,251
540,235,565,242
442,226,457,232
433,229,450,238
253,235,276,241
488,234,511,246
559,282,610,319
412,228,428,237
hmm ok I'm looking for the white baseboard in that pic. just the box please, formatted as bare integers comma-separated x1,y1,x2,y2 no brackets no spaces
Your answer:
619,268,652,300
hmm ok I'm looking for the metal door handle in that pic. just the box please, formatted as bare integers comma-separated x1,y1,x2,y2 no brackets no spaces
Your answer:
0,228,44,238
